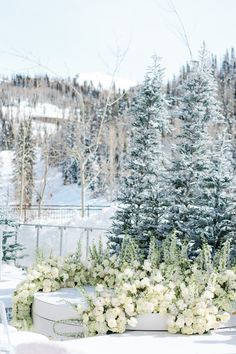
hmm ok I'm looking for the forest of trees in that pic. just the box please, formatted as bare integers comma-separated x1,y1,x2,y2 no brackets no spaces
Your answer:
0,47,236,220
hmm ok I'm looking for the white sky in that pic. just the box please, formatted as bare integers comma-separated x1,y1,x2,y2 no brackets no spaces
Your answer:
0,0,235,82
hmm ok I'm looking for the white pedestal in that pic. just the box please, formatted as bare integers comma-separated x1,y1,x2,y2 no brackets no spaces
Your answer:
33,287,236,339
33,287,96,339
127,313,168,330
222,314,236,328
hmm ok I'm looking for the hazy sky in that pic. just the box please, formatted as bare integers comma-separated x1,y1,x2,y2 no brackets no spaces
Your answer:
0,0,235,82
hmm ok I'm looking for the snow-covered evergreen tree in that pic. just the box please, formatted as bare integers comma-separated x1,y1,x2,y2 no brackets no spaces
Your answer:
109,56,170,256
0,113,14,150
62,115,79,184
14,119,35,209
0,212,25,262
161,51,236,255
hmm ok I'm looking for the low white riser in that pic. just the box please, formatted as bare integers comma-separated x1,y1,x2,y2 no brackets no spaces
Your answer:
33,313,83,339
221,315,236,328
32,288,236,337
126,313,168,331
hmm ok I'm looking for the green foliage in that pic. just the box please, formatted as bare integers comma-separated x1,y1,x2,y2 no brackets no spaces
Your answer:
2,230,25,262
89,240,110,265
214,239,231,271
12,236,236,335
148,235,160,268
110,56,170,255
119,235,139,265
0,214,25,262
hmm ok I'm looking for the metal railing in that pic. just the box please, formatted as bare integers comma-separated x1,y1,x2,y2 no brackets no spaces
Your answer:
15,223,109,267
0,302,13,353
0,204,110,222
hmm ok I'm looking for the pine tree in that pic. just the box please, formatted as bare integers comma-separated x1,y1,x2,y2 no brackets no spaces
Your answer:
0,212,25,262
109,56,170,256
14,119,35,212
0,114,14,151
62,115,79,185
161,51,236,255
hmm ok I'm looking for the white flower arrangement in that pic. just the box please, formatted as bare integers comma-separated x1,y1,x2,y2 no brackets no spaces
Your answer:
12,236,236,337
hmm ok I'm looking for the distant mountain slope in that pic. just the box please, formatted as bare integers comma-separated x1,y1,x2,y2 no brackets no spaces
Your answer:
77,72,137,90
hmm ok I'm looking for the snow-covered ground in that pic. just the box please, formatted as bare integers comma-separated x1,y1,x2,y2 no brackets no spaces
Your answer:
17,205,116,267
0,150,116,267
8,328,236,354
0,149,110,207
0,264,25,308
2,102,70,121
0,150,15,205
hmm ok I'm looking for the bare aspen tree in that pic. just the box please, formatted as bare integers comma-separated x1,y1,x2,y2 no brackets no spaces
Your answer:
14,118,35,220
34,143,49,218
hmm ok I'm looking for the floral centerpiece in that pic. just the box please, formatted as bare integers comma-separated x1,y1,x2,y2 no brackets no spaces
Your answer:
13,235,236,336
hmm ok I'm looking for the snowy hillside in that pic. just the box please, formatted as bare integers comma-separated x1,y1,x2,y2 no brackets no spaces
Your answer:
77,72,137,90
1,102,69,121
0,149,111,207
0,150,14,205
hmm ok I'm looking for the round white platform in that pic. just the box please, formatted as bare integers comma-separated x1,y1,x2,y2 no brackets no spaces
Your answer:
33,287,236,339
33,287,96,338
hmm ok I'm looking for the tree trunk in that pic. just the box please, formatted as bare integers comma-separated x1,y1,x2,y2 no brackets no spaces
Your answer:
80,161,85,218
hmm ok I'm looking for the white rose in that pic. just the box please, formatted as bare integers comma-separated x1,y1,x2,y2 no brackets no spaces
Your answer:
102,259,110,267
107,318,117,328
96,314,105,323
125,303,135,316
202,290,214,300
143,260,152,272
127,317,138,328
51,267,59,278
176,300,187,311
82,313,89,324
96,284,104,292
153,271,163,283
124,268,134,278
154,284,165,294
42,279,51,291
77,304,84,315
111,297,121,307
176,315,185,328
140,277,150,288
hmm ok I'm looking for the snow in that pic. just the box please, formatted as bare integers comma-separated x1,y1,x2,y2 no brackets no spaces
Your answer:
0,151,14,205
3,328,236,354
0,149,116,267
0,149,111,208
35,329,236,354
16,205,116,267
2,102,70,121
0,264,25,307
77,72,137,91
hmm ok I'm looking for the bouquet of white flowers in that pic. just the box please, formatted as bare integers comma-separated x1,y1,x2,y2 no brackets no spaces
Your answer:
12,236,236,336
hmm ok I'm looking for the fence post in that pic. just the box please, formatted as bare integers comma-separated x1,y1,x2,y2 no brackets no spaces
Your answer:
36,225,41,250
24,206,27,223
14,226,19,266
59,227,64,256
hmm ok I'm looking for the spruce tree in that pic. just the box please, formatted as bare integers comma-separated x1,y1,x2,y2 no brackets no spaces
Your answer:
62,115,79,184
109,56,170,256
161,53,236,255
14,119,35,210
0,115,14,150
0,212,25,262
